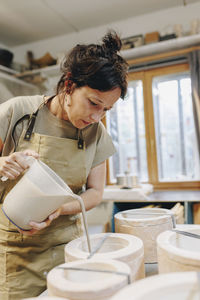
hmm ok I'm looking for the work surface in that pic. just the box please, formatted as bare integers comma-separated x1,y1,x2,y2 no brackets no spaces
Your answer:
103,185,200,203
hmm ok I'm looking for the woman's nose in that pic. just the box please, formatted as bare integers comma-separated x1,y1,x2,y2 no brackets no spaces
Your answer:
90,111,104,122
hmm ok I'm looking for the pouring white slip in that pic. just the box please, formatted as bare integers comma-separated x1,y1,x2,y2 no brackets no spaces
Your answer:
65,233,145,281
110,271,200,300
115,208,175,263
2,158,91,252
157,224,200,273
47,259,131,300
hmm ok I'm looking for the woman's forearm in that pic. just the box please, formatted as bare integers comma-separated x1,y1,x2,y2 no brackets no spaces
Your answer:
60,187,103,215
60,161,106,216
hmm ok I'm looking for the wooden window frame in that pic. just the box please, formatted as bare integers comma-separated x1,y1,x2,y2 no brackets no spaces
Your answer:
128,63,200,190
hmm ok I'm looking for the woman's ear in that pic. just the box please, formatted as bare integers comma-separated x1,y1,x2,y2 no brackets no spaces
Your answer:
65,79,73,94
65,79,76,94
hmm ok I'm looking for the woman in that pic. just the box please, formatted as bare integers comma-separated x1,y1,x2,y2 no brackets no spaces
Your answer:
0,31,128,299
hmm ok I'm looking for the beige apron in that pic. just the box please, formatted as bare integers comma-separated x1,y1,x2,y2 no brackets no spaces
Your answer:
0,101,86,300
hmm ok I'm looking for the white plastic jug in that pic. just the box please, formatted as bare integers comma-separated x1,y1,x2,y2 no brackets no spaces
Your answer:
2,158,81,230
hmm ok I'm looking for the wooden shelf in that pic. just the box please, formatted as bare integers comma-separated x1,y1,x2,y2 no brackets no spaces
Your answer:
15,64,60,79
121,33,200,62
0,66,37,88
0,65,18,75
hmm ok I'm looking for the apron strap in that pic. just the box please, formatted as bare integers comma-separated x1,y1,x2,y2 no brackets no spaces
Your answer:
12,96,54,149
23,110,39,141
24,96,55,141
12,95,85,149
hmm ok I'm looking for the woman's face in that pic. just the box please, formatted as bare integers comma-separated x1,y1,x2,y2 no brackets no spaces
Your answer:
64,86,121,129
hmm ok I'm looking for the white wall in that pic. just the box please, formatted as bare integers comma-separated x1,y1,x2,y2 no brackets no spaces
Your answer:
0,43,10,49
11,2,200,64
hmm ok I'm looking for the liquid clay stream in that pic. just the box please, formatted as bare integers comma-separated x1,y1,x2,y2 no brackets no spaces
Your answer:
76,197,91,253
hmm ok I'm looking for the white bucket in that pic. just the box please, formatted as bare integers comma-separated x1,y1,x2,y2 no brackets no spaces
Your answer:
115,208,175,263
157,224,200,273
47,259,131,300
2,158,81,230
65,233,145,281
110,272,200,300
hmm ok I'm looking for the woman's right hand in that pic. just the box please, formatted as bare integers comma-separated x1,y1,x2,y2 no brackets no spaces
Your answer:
0,149,39,180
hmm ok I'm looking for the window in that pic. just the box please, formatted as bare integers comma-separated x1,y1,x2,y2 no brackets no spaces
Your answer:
107,80,148,183
153,72,200,182
106,63,200,189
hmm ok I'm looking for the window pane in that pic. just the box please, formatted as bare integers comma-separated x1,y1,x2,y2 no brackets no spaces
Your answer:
152,72,200,181
107,80,148,183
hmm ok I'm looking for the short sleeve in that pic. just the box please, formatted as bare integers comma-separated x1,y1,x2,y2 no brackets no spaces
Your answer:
0,99,14,143
0,95,44,156
92,122,116,168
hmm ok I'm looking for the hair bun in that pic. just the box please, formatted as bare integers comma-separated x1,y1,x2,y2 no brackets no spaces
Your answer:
102,31,122,54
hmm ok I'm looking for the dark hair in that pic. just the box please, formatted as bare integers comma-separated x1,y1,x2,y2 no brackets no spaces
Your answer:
56,31,128,99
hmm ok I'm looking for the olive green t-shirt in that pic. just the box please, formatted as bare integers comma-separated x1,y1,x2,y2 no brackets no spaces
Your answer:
0,95,115,178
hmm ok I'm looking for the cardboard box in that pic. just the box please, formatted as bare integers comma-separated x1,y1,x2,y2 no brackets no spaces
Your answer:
145,31,160,44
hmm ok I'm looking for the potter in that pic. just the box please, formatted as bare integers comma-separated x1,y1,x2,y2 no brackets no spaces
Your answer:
0,31,128,299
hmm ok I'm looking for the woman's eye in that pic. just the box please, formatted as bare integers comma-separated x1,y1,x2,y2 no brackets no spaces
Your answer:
89,99,97,106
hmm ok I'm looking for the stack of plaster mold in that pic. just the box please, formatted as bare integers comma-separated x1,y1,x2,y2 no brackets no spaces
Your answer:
47,259,131,300
171,202,184,224
115,208,175,263
110,271,200,300
157,224,200,273
65,232,145,281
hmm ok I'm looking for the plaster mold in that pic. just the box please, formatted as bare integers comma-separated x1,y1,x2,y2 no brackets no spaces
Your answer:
115,208,174,263
157,225,200,273
65,233,144,281
110,272,200,300
47,259,131,300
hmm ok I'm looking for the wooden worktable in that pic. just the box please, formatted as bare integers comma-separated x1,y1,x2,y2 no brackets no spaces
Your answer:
103,185,200,202
103,185,200,223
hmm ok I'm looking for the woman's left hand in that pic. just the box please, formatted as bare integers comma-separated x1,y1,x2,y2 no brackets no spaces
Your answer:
18,208,62,236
